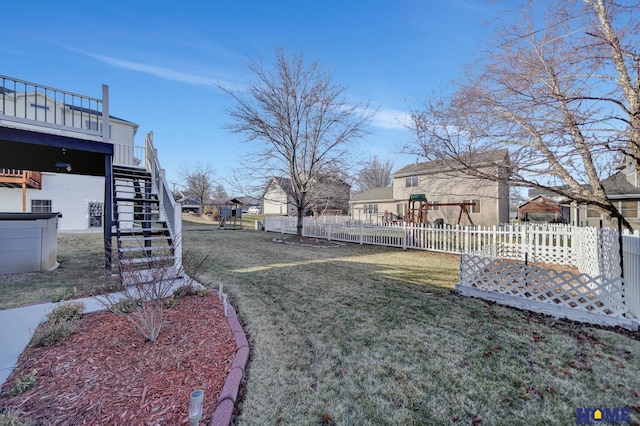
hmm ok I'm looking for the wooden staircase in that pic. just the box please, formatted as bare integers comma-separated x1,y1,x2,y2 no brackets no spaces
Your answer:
113,165,180,284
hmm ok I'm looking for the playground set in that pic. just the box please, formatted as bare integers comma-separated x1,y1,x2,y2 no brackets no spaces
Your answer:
385,194,476,226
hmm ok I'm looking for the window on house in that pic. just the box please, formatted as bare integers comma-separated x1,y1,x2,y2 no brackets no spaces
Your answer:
621,201,638,218
428,200,439,211
405,176,418,187
464,199,480,213
85,120,112,137
88,202,103,228
396,203,406,218
31,199,52,213
364,204,378,214
586,208,601,218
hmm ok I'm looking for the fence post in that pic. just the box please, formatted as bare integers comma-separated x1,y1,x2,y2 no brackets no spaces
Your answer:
465,226,470,253
359,222,364,245
521,225,528,261
403,223,407,250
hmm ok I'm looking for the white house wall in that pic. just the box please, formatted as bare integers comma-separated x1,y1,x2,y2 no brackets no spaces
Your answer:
0,173,105,231
262,186,293,216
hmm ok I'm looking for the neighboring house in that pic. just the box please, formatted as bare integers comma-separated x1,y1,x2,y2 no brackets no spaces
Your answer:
234,195,260,213
521,159,640,229
350,150,511,227
350,186,395,223
518,195,570,223
0,86,140,231
262,176,351,216
177,197,202,214
577,166,640,229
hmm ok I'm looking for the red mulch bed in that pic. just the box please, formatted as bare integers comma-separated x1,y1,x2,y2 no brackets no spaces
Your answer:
0,293,237,425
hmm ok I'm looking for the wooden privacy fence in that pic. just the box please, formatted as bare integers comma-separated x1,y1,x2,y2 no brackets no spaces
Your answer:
264,217,639,330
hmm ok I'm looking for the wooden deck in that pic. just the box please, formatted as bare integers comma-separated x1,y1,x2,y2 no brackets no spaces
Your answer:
0,169,42,189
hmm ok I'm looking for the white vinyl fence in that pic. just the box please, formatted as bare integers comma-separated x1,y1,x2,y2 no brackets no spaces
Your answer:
264,216,639,330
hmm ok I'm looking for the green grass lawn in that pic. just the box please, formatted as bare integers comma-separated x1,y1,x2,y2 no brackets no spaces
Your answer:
1,222,639,425
184,228,640,425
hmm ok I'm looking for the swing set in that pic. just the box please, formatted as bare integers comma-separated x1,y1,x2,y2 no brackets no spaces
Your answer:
406,194,476,226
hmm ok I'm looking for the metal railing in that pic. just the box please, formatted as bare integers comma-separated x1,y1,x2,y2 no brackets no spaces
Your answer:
144,131,182,271
0,74,107,141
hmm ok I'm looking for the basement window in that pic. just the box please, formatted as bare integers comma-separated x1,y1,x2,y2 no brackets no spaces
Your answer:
31,199,52,213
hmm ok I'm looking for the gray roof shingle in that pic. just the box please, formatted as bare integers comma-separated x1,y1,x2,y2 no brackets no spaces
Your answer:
392,149,509,177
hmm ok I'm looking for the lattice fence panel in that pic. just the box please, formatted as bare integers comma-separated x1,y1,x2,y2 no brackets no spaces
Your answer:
456,254,637,330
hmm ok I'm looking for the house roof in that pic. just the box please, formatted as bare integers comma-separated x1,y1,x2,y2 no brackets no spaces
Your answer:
350,186,394,203
518,195,564,212
601,171,640,197
263,176,294,197
392,149,509,178
64,104,138,128
527,171,640,202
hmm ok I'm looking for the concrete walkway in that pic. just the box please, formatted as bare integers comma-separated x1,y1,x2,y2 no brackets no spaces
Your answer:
0,296,107,389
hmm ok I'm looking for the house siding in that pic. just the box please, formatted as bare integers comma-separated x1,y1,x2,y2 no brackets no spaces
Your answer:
262,184,294,216
392,169,508,227
0,173,104,231
574,201,640,230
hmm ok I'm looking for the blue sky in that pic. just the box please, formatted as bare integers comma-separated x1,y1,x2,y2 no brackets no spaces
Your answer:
2,1,507,193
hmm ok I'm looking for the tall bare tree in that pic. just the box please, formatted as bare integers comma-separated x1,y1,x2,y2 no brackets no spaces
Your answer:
354,156,393,193
221,48,372,235
406,0,640,230
179,163,215,216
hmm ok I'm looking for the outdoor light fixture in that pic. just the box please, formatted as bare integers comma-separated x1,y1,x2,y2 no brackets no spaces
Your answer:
54,162,72,172
189,389,204,425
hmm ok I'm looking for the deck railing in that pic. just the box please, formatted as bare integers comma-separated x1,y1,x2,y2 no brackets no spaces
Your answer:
0,169,42,189
0,74,108,141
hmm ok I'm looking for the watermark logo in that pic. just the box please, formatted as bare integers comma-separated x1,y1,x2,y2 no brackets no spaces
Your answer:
576,407,631,424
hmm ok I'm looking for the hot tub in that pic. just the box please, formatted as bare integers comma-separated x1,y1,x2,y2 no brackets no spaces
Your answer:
0,213,59,274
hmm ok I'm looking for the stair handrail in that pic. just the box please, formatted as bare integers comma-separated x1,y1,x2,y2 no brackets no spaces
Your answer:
144,131,182,271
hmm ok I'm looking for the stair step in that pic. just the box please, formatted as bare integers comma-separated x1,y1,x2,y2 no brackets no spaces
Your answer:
118,227,169,234
119,255,175,266
116,185,156,195
117,220,167,225
115,197,160,203
119,267,183,285
119,246,173,253
119,235,172,242
113,165,150,174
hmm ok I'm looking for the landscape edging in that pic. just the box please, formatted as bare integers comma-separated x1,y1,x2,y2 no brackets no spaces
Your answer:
210,292,248,426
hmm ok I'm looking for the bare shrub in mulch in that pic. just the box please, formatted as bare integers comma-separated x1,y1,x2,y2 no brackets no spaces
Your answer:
0,294,236,426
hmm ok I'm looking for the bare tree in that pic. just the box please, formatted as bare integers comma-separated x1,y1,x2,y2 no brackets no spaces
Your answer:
179,163,216,216
208,184,227,205
220,48,372,235
406,0,640,231
354,156,393,193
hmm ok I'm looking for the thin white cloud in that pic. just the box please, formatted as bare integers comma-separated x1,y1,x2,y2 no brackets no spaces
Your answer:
69,47,241,90
370,107,412,130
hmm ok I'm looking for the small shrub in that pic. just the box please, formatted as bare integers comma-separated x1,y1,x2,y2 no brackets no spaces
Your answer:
164,284,209,308
46,301,84,323
0,410,36,426
109,297,143,315
28,301,85,348
29,320,80,348
8,370,38,395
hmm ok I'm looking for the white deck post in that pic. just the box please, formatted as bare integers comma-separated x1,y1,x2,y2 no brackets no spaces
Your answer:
101,85,109,143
